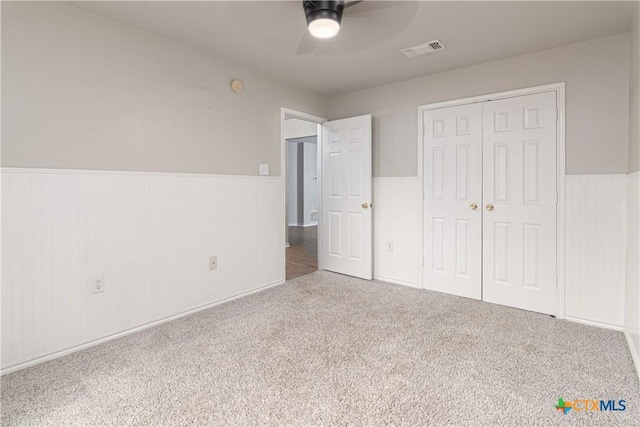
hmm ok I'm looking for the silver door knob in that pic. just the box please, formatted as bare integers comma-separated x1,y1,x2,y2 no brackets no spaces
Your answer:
486,204,494,212
470,203,478,210
361,202,370,209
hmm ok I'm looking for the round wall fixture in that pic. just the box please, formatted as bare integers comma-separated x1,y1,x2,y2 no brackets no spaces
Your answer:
230,79,244,94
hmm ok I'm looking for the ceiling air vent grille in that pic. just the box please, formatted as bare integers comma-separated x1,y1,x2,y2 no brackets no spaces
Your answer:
401,39,446,58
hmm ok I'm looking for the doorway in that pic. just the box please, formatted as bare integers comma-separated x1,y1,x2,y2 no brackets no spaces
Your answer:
281,109,374,282
282,110,325,281
286,121,319,280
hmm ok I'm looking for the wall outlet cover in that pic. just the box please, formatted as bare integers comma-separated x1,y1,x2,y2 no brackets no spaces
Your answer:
209,255,218,270
92,277,105,293
259,164,269,176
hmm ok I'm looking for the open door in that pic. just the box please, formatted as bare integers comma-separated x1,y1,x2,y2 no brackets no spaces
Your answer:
321,115,372,280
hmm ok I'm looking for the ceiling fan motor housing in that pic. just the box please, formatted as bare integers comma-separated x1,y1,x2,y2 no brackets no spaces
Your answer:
303,1,345,26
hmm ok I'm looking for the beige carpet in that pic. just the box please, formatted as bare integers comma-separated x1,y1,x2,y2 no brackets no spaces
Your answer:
2,271,639,426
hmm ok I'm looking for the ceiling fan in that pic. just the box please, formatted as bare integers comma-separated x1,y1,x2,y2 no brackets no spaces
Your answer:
303,1,363,38
298,0,402,55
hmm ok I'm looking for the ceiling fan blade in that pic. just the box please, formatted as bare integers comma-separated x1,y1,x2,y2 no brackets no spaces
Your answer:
345,1,408,15
344,0,365,9
296,30,320,55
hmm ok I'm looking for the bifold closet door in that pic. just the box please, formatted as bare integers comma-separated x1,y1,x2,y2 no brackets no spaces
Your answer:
481,92,557,315
423,103,483,300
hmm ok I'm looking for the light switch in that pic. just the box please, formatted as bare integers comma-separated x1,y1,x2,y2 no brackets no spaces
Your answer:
259,164,269,176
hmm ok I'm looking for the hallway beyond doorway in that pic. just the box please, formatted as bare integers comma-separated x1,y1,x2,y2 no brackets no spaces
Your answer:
286,226,318,280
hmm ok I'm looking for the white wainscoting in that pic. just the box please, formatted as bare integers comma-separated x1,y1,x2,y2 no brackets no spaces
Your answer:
1,168,284,373
373,177,420,287
626,171,640,378
2,170,630,373
372,174,629,329
565,174,627,329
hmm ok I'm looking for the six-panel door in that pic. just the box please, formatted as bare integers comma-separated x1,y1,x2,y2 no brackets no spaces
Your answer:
422,91,558,315
482,92,557,315
322,115,373,280
423,103,483,300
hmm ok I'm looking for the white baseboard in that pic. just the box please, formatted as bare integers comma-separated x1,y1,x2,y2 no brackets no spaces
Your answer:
1,279,285,376
564,315,625,331
374,275,420,289
302,222,318,227
625,330,640,382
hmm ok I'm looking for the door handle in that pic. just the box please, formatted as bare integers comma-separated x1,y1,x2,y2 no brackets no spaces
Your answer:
486,204,494,211
361,202,370,209
470,203,478,210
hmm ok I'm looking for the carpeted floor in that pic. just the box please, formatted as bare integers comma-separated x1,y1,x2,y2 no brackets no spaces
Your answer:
2,271,639,426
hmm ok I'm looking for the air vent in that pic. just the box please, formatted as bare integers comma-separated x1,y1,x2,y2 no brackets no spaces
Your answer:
401,39,446,58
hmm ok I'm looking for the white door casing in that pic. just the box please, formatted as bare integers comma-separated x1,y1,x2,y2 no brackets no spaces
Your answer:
423,103,483,300
482,91,558,315
281,108,326,278
322,115,373,280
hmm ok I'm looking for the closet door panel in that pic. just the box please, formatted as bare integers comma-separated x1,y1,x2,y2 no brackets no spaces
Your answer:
423,104,483,300
482,92,557,315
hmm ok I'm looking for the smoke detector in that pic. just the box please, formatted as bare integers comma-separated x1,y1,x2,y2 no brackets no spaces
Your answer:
401,39,446,58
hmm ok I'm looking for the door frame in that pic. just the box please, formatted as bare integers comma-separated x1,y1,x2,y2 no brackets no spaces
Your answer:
417,82,566,318
281,108,327,279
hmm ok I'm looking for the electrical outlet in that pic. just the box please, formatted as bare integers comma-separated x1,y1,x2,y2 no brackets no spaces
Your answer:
259,164,269,176
387,241,394,252
209,256,218,270
92,277,105,293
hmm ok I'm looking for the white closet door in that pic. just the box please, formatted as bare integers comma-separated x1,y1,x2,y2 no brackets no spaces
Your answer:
321,115,373,280
482,92,557,315
423,103,483,300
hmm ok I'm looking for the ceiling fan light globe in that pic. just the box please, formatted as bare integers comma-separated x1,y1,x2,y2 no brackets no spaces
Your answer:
308,18,340,38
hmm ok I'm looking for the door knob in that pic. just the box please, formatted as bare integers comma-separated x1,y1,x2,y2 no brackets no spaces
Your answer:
470,203,478,210
361,202,370,209
486,204,494,211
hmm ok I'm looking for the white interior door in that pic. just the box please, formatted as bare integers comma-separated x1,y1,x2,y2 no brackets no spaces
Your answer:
321,115,372,279
482,92,557,314
423,104,483,299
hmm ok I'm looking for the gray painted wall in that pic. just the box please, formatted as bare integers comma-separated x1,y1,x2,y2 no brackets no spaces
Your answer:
302,142,318,226
286,138,318,227
328,34,630,177
2,2,632,178
286,143,299,226
1,2,327,176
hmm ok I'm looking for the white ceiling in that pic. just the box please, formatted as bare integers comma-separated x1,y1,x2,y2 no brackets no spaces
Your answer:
65,1,637,96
